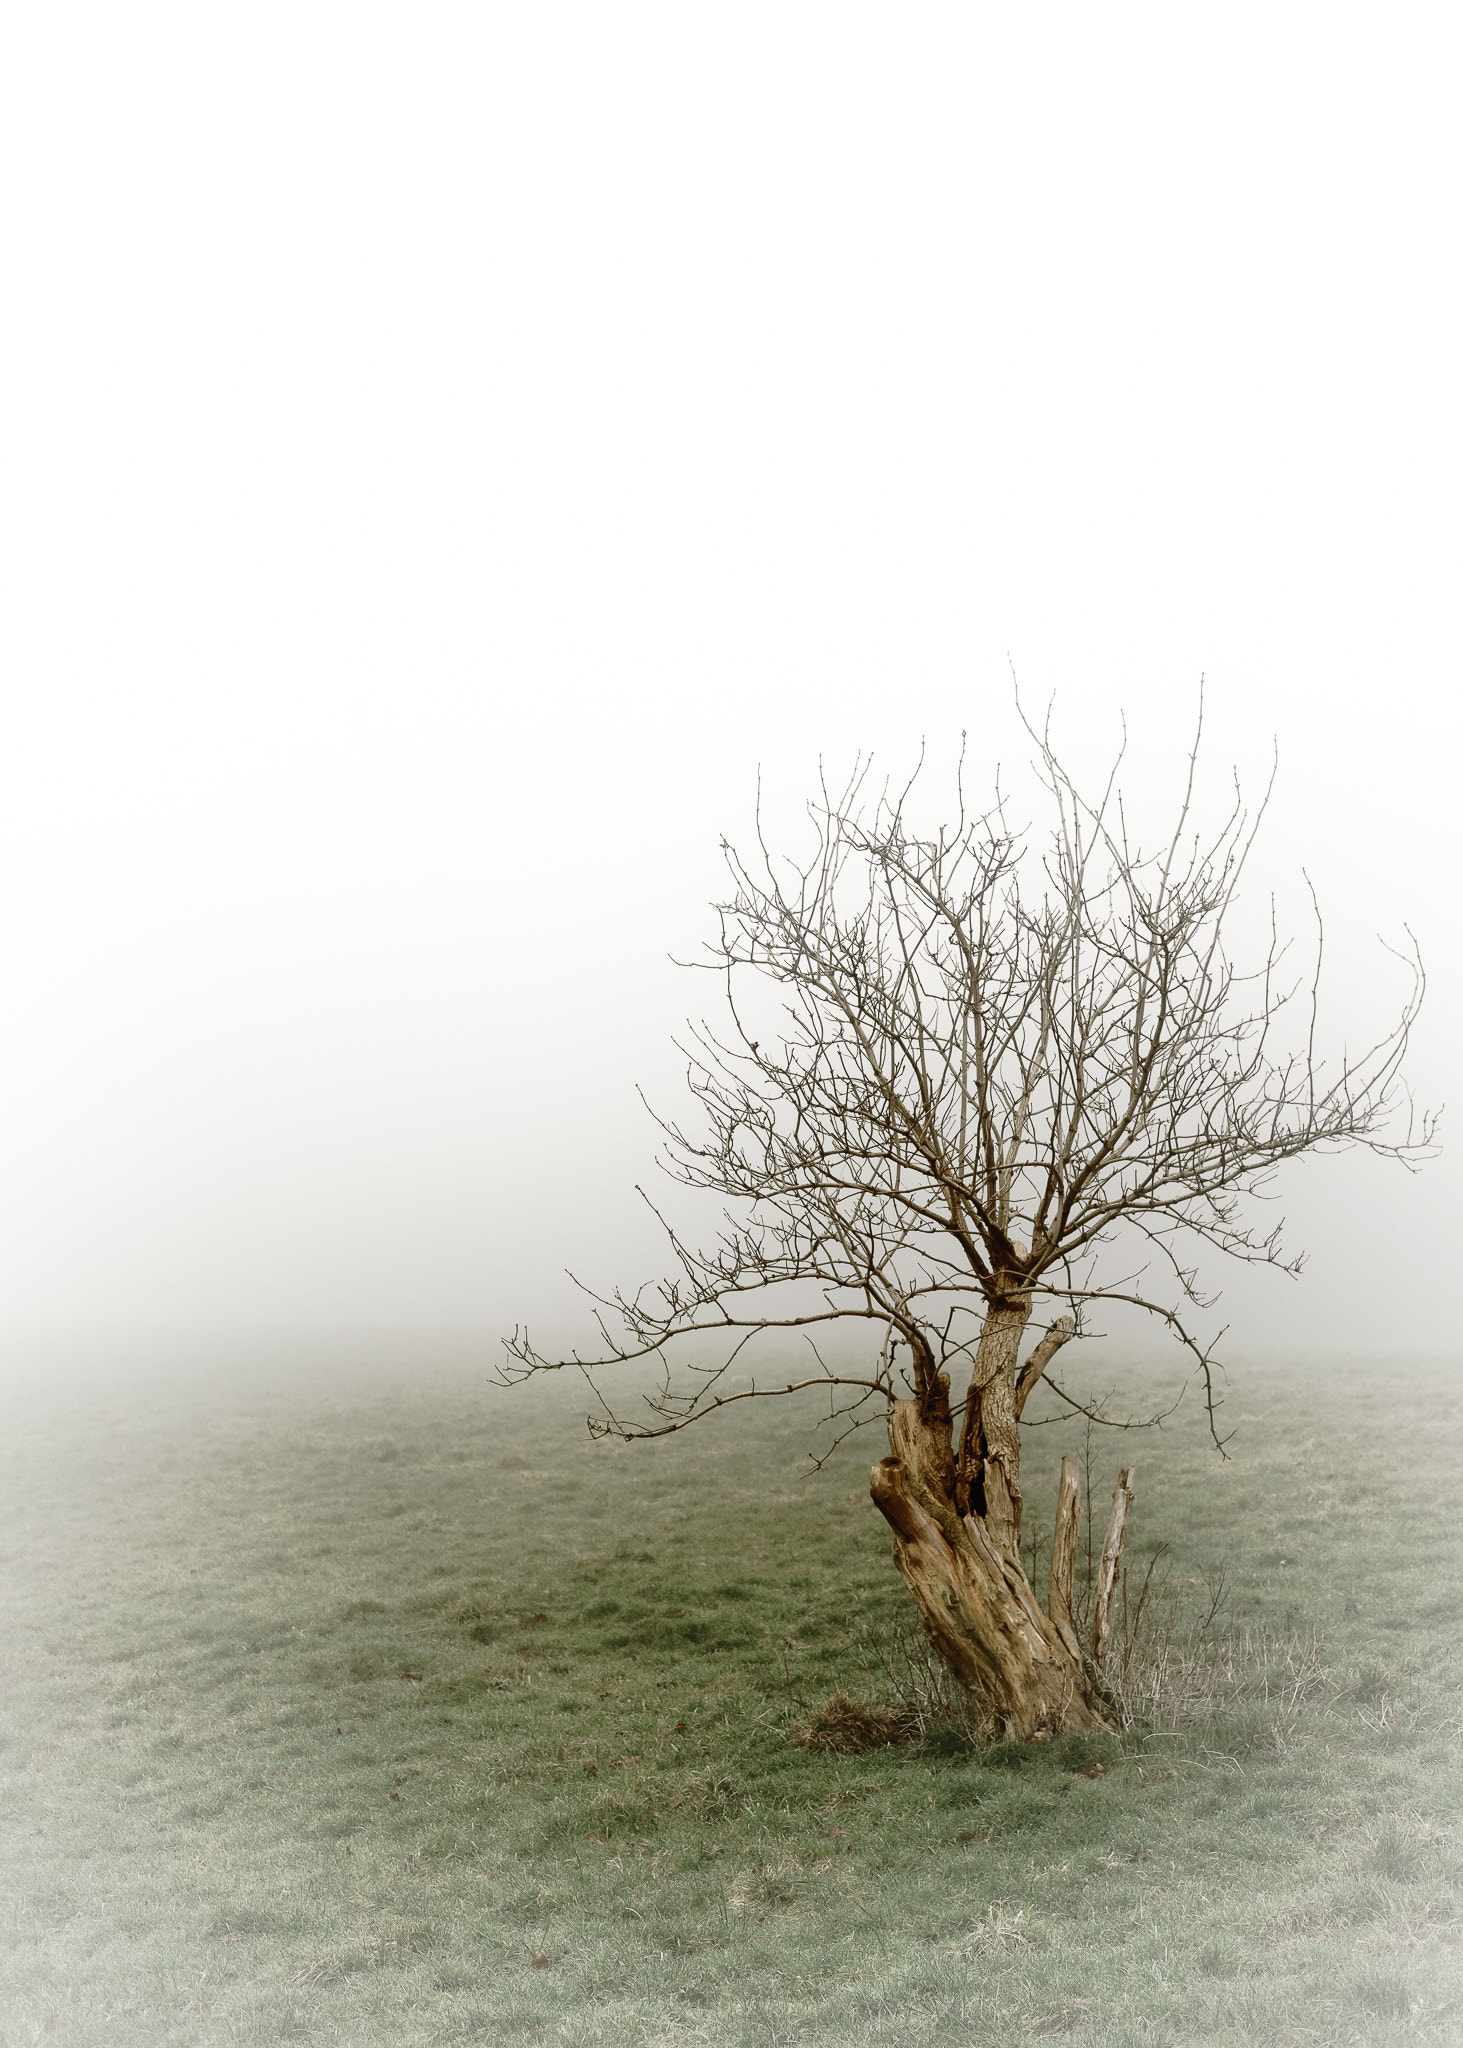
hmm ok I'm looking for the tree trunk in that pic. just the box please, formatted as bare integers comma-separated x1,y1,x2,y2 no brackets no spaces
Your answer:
955,1297,1031,1557
869,1310,1130,1739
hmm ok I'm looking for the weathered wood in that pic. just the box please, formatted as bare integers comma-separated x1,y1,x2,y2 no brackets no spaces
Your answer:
1089,1466,1136,1668
871,1399,1111,1739
868,1304,1128,1738
1047,1455,1082,1661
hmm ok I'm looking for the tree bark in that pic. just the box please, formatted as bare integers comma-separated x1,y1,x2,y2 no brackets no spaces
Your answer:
955,1288,1032,1556
870,1310,1133,1739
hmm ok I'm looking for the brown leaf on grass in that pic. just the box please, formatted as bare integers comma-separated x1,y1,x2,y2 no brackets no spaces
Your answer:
531,1951,549,1969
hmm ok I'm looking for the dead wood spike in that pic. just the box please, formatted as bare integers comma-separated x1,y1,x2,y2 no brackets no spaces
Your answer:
1047,1456,1082,1661
1090,1466,1136,1668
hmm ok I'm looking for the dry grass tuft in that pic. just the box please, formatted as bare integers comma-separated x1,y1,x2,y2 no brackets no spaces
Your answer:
955,1904,1035,1956
288,1919,436,1985
1028,1999,1093,2036
798,1691,920,1754
1261,1906,1340,1944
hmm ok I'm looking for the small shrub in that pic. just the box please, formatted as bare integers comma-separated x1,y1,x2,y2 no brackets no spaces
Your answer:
1096,1556,1329,1739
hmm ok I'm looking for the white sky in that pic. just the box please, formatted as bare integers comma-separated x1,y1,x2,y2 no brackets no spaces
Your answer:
0,4,1457,1362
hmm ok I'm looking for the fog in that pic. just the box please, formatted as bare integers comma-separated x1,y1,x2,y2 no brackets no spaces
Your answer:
1,5,1457,1368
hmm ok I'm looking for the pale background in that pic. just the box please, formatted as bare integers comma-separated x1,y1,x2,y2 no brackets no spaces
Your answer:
0,4,1456,1368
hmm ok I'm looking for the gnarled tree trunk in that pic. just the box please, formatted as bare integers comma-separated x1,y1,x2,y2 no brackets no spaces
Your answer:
868,1310,1131,1739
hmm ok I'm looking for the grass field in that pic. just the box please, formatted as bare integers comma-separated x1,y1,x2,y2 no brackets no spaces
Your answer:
2,1335,1461,2046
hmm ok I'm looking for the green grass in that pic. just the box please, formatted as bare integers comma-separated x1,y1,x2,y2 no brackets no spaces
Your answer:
1,1339,1461,2045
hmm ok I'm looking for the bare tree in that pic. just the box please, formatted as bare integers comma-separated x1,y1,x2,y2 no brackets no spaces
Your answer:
503,710,1430,1738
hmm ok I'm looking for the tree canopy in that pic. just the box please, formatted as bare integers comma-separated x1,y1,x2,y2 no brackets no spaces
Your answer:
506,712,1427,1449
